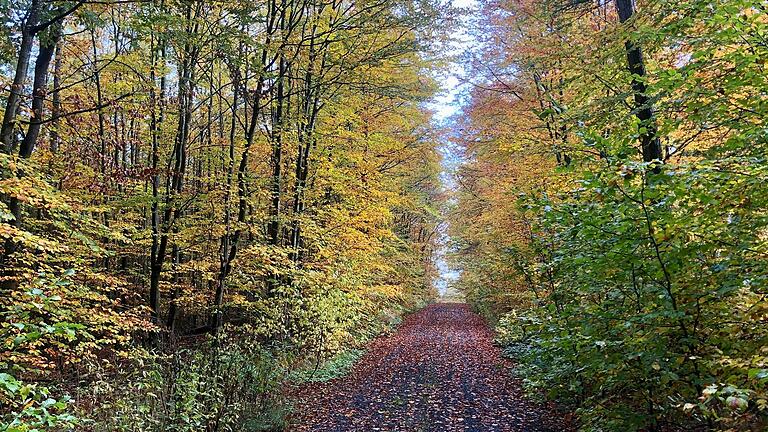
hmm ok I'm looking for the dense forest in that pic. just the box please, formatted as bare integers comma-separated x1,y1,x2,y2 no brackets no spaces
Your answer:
451,0,768,430
0,0,447,430
1,0,767,431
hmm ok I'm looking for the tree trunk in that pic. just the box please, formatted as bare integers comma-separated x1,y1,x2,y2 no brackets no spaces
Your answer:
150,2,198,334
209,2,278,331
267,0,289,250
289,14,321,263
149,34,166,327
1,0,40,153
20,24,61,159
615,0,662,164
49,38,63,154
267,56,286,248
8,23,63,230
90,29,107,174
210,63,240,333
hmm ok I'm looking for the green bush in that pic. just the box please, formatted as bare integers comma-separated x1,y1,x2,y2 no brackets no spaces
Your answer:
496,158,768,431
80,333,289,432
0,372,78,432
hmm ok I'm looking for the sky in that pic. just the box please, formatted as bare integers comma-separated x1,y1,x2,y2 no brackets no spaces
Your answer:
428,0,477,122
428,0,477,298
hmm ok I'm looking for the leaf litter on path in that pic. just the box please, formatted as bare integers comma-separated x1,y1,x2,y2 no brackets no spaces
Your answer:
290,303,572,432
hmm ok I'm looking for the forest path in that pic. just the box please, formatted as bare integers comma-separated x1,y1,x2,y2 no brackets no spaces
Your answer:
289,303,570,431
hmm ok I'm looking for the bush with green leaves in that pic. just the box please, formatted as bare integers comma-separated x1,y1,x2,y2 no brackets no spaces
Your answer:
0,372,77,432
81,332,290,432
1,270,88,432
496,157,768,431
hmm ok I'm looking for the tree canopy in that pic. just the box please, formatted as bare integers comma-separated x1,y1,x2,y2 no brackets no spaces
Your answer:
1,0,767,430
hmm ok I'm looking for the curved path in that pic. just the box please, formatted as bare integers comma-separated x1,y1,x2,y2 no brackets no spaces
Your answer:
290,303,571,431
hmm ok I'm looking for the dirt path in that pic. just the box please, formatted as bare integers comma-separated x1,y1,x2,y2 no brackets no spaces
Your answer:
290,303,571,432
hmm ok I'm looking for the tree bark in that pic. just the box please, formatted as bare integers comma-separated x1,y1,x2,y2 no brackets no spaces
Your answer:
209,0,280,331
89,29,107,173
20,24,62,159
49,38,63,154
615,0,662,164
149,33,166,328
1,0,41,153
149,2,199,334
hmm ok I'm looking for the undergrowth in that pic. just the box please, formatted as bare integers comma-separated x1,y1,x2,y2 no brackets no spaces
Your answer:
290,349,366,384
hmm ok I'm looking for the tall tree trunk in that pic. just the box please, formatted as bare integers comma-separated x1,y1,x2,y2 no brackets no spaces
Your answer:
1,0,40,153
210,63,240,333
90,29,107,174
288,12,320,263
150,2,199,334
615,0,662,164
267,58,286,248
19,25,60,159
149,34,167,328
10,23,63,232
267,0,289,250
209,0,279,331
3,21,61,274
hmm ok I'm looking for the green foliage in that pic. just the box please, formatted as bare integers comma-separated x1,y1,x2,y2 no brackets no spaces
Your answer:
0,269,104,432
0,372,78,432
497,158,768,430
82,333,289,432
454,0,768,429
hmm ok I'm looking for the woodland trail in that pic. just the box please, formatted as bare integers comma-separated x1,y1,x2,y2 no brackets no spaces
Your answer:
290,303,571,432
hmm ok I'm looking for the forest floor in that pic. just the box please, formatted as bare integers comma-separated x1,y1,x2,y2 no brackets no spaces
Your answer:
289,303,572,431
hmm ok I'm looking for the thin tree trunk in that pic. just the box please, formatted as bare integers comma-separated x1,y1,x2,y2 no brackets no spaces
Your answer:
3,21,61,271
149,33,167,327
268,59,286,248
211,67,239,333
267,0,289,251
49,38,63,154
90,30,107,174
209,0,280,330
9,23,62,232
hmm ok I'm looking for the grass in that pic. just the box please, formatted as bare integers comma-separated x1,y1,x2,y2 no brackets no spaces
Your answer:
243,400,292,431
289,349,365,384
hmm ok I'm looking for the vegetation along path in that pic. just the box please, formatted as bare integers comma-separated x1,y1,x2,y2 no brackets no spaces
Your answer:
291,303,570,431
